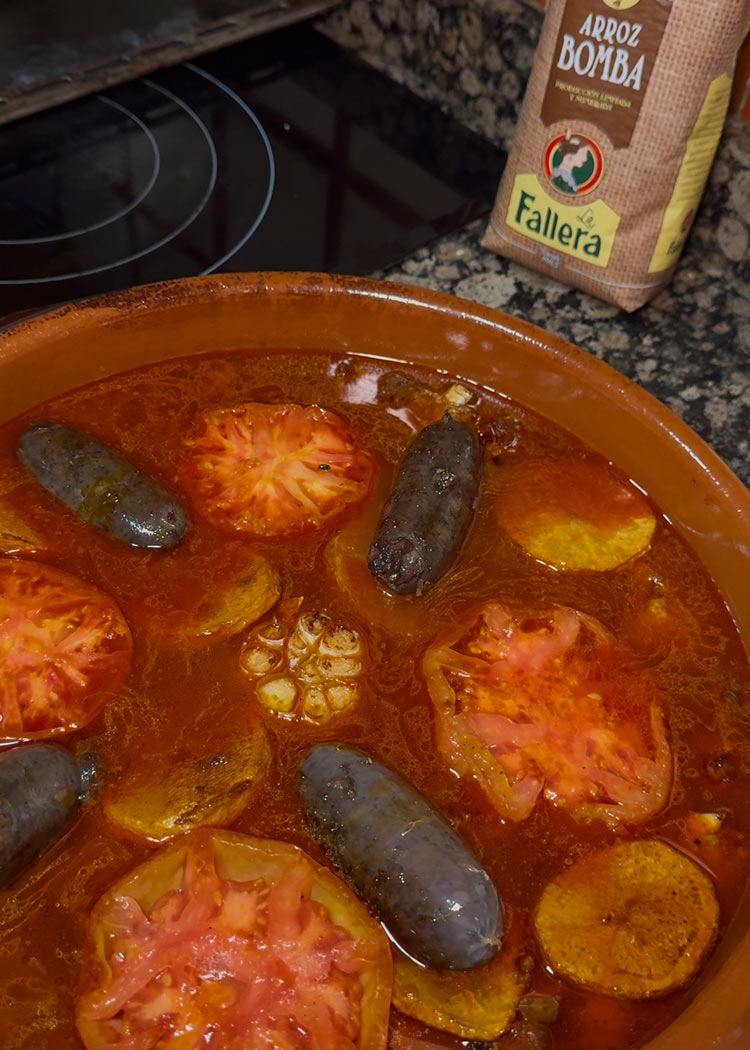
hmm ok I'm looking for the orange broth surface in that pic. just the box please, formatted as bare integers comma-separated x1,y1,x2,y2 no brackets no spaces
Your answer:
1,349,750,1050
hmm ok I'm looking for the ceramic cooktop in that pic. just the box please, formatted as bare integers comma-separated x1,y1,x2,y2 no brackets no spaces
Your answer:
0,23,505,317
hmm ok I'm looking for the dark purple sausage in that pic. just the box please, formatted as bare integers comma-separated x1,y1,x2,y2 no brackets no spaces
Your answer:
299,743,503,970
17,421,188,548
0,744,96,886
367,412,482,595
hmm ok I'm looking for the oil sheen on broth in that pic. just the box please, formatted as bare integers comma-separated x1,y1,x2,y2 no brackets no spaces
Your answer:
1,349,749,1050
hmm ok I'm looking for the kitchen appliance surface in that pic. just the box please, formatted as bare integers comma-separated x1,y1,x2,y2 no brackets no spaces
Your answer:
0,0,341,124
0,23,505,317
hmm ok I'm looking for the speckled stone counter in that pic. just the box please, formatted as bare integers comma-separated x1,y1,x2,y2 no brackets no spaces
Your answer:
319,0,750,488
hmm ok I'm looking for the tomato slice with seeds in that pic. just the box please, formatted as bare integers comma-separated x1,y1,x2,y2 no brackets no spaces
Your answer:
0,557,132,742
422,600,672,828
181,403,375,537
76,829,392,1050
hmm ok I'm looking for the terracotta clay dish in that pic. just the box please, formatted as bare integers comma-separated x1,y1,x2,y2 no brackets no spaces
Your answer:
1,273,749,1050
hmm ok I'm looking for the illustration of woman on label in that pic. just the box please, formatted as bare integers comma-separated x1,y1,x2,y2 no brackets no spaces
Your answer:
550,135,595,194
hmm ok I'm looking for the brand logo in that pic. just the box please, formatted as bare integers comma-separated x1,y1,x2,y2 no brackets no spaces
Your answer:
543,133,604,196
505,174,621,269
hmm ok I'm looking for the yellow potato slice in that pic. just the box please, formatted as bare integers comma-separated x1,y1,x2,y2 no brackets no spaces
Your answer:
194,557,281,638
391,918,528,1040
104,728,271,842
496,459,656,572
534,840,719,998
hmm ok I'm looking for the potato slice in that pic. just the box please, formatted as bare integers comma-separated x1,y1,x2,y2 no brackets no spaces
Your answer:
534,840,719,998
496,459,656,572
153,552,281,645
104,728,271,842
391,917,528,1040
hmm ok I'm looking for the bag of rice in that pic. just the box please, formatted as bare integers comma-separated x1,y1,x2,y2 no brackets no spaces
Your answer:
483,0,750,311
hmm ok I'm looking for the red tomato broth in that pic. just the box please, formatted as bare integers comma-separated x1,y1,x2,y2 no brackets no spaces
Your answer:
0,350,749,1050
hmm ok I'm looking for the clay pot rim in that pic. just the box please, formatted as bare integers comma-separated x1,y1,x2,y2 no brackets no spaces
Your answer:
4,269,746,494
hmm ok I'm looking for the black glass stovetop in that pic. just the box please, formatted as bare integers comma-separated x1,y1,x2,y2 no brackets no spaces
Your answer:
0,23,505,316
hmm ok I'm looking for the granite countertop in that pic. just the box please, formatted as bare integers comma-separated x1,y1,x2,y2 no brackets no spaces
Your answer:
319,0,750,488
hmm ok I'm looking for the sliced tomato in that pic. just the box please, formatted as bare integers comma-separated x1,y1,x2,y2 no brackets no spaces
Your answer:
422,601,672,828
0,557,133,742
76,829,392,1050
495,459,656,572
181,403,375,537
